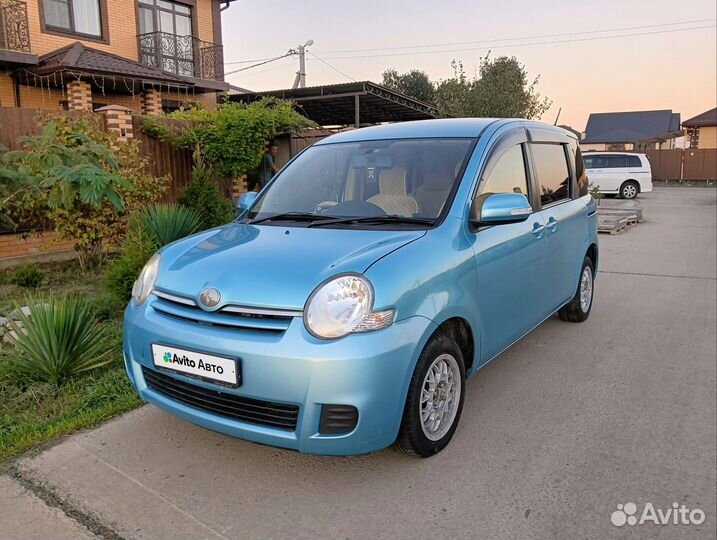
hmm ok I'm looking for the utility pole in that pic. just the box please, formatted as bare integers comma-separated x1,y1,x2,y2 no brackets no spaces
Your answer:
292,39,314,89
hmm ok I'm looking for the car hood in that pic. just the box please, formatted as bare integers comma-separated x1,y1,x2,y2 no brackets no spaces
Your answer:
154,223,425,310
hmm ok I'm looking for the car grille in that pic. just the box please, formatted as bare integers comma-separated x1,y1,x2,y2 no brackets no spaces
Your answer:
150,290,300,333
143,367,300,431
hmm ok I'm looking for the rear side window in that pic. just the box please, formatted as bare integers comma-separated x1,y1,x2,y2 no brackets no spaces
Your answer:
627,155,642,167
480,144,529,197
531,143,571,205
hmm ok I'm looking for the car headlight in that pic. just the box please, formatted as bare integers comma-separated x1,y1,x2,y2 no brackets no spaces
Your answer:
304,274,395,339
131,253,160,305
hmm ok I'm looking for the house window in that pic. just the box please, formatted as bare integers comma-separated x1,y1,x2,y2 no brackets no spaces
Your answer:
43,0,103,37
138,0,194,76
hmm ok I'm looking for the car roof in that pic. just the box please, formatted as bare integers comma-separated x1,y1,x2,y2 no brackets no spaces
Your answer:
582,151,646,156
314,118,576,144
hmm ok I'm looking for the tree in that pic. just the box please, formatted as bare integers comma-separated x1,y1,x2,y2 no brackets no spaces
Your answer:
469,55,551,119
434,55,551,120
381,68,435,104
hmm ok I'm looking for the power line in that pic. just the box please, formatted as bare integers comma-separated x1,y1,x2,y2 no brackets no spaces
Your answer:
224,51,296,76
306,50,356,82
226,58,297,80
225,55,288,65
317,24,715,61
317,18,716,54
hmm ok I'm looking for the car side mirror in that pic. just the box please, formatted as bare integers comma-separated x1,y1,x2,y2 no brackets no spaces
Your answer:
469,192,532,229
237,191,258,214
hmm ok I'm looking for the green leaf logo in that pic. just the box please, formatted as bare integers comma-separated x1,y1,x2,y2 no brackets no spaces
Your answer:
163,352,172,363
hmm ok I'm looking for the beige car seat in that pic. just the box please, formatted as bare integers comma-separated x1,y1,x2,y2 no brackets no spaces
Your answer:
367,167,419,217
414,162,458,217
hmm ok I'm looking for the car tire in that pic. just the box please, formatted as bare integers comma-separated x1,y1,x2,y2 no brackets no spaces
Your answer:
620,180,639,199
558,256,595,323
396,333,466,457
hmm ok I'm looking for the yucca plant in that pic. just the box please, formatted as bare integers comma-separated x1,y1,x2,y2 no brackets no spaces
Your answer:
104,203,202,301
7,295,113,386
137,203,202,247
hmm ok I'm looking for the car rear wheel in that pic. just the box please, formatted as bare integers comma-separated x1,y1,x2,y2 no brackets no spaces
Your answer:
620,180,639,199
396,334,466,457
558,256,594,322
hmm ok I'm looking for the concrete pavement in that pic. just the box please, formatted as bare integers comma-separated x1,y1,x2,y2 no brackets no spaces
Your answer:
5,187,716,540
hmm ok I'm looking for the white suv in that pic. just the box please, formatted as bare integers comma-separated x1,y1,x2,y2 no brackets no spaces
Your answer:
582,152,652,199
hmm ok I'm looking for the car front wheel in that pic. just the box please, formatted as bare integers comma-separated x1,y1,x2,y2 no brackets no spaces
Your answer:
396,334,466,457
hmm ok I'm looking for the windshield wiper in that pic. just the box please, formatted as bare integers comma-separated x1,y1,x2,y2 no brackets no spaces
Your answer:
307,215,435,228
250,212,335,225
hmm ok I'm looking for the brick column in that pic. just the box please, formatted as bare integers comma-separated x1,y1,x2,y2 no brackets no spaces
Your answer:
232,175,249,198
95,105,134,141
66,80,93,111
141,89,162,116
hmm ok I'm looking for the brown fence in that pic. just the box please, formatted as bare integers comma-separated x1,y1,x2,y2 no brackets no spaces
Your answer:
290,128,336,156
0,107,194,201
0,107,53,150
130,116,194,202
644,148,717,181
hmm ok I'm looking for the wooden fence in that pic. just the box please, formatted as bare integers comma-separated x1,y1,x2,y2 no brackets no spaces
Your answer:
130,116,194,202
0,107,195,201
644,148,717,181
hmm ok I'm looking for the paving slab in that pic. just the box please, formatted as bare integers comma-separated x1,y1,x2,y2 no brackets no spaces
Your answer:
16,188,717,540
0,475,96,540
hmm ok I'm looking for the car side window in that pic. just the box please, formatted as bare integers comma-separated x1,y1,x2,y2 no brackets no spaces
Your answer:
479,144,529,198
531,143,571,206
571,143,588,197
607,155,627,168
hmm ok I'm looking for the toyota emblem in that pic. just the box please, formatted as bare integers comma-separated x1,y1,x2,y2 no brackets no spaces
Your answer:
199,287,221,308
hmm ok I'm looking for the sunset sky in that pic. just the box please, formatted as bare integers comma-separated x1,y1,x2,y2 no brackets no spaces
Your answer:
220,0,716,130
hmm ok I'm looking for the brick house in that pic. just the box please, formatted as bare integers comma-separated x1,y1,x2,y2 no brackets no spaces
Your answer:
683,107,717,149
0,0,235,114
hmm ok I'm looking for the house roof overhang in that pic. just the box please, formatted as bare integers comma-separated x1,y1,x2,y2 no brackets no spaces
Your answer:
13,42,227,94
682,107,717,128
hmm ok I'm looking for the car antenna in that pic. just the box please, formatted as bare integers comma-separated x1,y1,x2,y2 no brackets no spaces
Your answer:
553,107,562,126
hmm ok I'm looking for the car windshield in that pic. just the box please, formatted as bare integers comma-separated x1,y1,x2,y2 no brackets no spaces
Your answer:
247,138,475,226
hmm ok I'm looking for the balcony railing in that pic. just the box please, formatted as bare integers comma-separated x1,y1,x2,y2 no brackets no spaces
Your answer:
138,32,224,81
0,0,31,52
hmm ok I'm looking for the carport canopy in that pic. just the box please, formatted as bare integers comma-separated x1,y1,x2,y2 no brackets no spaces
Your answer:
226,81,438,127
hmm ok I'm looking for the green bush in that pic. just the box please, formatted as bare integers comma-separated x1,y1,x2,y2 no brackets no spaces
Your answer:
178,160,233,230
10,264,45,288
6,295,113,386
104,203,202,301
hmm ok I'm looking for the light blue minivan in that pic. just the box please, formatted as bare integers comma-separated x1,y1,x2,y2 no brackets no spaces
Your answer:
123,118,598,457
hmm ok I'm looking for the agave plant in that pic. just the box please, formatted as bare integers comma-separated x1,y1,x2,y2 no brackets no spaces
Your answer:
137,203,202,247
8,295,113,386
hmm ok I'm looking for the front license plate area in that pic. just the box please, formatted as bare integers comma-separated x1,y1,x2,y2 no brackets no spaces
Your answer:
151,344,240,387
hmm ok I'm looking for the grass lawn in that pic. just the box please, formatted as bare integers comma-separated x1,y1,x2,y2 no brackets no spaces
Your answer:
0,259,141,462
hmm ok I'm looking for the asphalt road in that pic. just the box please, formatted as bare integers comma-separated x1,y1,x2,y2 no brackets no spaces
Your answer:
10,187,717,540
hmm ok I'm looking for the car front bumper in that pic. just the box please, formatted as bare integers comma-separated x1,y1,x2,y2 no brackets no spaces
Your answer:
123,298,435,455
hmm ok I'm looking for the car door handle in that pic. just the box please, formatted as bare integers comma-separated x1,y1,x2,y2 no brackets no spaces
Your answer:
531,222,545,238
546,217,558,233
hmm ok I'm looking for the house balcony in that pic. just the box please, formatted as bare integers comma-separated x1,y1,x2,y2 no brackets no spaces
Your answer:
0,0,31,53
137,32,224,82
